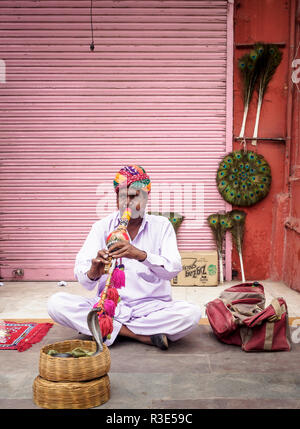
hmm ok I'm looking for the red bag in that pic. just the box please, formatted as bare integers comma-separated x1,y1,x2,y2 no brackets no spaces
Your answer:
240,298,291,352
218,282,266,322
206,282,265,346
206,283,291,352
205,298,238,340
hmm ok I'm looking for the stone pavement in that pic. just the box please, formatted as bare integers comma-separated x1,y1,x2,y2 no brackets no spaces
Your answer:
1,280,300,320
0,322,300,409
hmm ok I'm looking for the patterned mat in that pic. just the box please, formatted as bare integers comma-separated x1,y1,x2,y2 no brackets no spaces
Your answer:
0,321,53,352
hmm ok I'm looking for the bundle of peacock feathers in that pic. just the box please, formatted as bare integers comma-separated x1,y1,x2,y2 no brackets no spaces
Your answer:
216,150,271,206
207,212,232,283
148,211,184,234
238,42,283,143
238,48,262,138
207,210,247,282
252,43,283,145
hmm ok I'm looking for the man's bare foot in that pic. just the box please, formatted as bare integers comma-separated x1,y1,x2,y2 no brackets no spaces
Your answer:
119,325,152,345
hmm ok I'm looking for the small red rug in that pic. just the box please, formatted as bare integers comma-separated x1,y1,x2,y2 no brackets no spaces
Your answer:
0,321,53,352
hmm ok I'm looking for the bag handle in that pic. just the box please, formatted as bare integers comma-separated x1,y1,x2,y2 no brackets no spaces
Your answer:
268,298,285,322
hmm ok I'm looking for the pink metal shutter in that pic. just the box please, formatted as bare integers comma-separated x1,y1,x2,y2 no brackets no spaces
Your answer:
0,0,232,281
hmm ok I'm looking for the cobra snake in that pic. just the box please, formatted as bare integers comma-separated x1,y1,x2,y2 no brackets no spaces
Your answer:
49,307,104,358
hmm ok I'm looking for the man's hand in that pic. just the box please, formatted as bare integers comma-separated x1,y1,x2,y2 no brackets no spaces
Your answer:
87,249,111,280
108,241,147,262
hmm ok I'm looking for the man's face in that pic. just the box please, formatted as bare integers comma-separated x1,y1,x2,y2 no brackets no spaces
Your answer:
117,185,148,219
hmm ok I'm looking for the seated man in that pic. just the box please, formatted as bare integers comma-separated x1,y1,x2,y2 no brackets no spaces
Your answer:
47,165,201,350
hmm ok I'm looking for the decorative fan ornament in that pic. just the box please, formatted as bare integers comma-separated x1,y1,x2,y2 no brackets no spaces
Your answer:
216,150,271,206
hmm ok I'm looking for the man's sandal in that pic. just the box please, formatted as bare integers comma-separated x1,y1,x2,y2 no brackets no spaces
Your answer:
150,334,168,350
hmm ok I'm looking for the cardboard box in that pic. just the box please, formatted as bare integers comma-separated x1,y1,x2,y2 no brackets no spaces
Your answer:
171,251,218,287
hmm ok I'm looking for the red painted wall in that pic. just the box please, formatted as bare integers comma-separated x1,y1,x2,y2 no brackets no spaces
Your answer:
283,1,300,291
232,0,299,290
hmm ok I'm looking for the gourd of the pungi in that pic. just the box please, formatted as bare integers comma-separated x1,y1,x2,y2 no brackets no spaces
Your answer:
106,208,131,251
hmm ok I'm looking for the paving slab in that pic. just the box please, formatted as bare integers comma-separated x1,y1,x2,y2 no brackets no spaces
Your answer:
0,324,300,409
1,280,300,319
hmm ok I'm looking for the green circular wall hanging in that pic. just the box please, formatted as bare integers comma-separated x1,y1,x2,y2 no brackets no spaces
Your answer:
216,150,272,206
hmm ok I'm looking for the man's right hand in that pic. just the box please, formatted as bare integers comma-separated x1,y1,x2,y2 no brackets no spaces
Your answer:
87,249,111,280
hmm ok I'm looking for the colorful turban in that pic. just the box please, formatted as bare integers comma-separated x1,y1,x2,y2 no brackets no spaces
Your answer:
113,165,151,194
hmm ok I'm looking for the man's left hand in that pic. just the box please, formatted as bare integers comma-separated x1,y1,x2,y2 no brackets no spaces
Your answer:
108,241,147,262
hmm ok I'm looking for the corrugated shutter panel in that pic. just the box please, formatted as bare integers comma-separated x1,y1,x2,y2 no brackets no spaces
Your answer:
0,0,231,281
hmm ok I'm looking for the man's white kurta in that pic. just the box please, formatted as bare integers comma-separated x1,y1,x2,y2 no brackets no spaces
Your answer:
47,211,201,346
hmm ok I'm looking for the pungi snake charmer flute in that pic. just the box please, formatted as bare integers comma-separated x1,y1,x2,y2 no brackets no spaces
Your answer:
49,208,132,358
87,208,132,351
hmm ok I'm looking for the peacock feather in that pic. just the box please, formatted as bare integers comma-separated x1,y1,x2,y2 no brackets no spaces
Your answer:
207,212,232,283
219,212,233,232
252,43,283,145
229,209,247,282
216,150,272,206
163,212,184,233
238,48,261,138
148,211,184,234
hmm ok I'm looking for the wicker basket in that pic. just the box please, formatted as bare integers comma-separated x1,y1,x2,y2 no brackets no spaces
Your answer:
39,339,111,382
33,375,110,409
